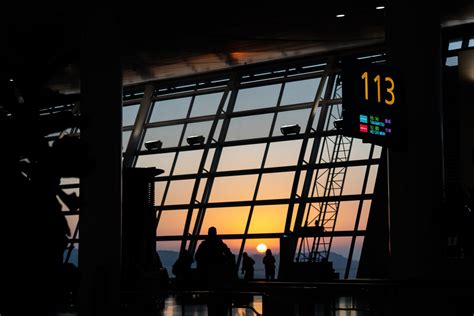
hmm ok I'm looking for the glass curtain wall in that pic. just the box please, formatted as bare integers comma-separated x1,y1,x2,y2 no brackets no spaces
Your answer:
59,51,385,279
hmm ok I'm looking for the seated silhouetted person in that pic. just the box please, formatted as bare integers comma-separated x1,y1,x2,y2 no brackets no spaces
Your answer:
172,249,194,286
241,252,255,281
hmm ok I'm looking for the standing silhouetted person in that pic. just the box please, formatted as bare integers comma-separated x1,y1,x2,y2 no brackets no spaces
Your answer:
263,249,276,280
194,226,233,315
195,226,233,285
241,252,255,281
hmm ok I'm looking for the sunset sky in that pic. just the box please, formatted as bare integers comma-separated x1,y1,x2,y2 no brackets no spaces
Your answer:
62,73,380,264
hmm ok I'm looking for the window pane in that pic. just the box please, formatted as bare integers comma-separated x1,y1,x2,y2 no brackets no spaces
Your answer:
358,200,372,230
191,92,225,117
136,152,176,176
165,179,195,205
334,201,360,231
149,97,191,122
218,144,266,171
366,165,379,194
65,214,79,237
330,236,352,277
280,78,320,106
143,125,183,149
273,109,311,136
157,243,180,272
349,237,364,278
249,205,287,234
265,140,302,167
200,207,249,235
373,145,383,159
342,166,366,196
257,172,294,200
234,84,281,111
226,114,273,141
349,139,372,161
174,150,204,175
154,181,167,206
156,210,187,236
209,175,258,202
469,37,474,47
205,148,216,171
123,104,140,127
60,178,79,186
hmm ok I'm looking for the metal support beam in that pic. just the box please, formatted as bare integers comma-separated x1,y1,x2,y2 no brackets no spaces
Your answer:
123,84,155,168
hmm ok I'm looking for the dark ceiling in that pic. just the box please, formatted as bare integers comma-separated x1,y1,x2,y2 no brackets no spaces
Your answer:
1,1,473,100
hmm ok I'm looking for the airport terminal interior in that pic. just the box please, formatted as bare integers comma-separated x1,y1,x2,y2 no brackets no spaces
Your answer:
1,1,474,315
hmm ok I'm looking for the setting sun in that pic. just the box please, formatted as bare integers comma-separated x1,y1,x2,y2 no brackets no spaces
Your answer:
256,243,267,253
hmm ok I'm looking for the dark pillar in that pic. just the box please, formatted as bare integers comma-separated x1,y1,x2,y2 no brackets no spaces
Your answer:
458,50,474,196
79,13,122,316
386,2,444,279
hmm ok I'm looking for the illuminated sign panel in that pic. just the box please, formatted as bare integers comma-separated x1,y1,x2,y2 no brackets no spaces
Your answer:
341,61,400,146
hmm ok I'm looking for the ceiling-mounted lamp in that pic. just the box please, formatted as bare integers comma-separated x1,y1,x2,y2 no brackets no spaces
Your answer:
144,140,163,150
186,135,205,146
280,124,301,136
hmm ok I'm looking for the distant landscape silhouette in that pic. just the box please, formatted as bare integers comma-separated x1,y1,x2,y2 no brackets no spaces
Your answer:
66,249,359,279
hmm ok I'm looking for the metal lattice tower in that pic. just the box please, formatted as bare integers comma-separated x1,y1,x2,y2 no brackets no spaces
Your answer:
296,75,354,262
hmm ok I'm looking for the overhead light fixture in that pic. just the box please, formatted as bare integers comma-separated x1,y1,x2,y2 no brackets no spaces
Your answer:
9,79,14,82
186,135,205,146
280,124,301,136
144,140,162,150
376,6,385,9
336,14,345,18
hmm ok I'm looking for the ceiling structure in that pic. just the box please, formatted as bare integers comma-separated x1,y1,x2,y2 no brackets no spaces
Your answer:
1,2,473,101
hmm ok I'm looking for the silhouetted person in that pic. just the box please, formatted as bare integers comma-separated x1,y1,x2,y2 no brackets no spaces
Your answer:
172,249,194,284
194,226,233,315
241,252,255,281
263,249,276,280
195,226,233,285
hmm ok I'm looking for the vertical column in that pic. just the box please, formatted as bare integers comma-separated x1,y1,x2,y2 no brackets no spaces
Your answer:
79,13,122,316
458,50,474,197
386,3,443,279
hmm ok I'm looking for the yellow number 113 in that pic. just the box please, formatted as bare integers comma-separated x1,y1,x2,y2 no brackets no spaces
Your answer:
361,71,395,105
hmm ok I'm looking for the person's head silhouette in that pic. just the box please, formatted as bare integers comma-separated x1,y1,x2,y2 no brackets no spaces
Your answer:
243,252,248,258
208,226,217,239
266,249,272,256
